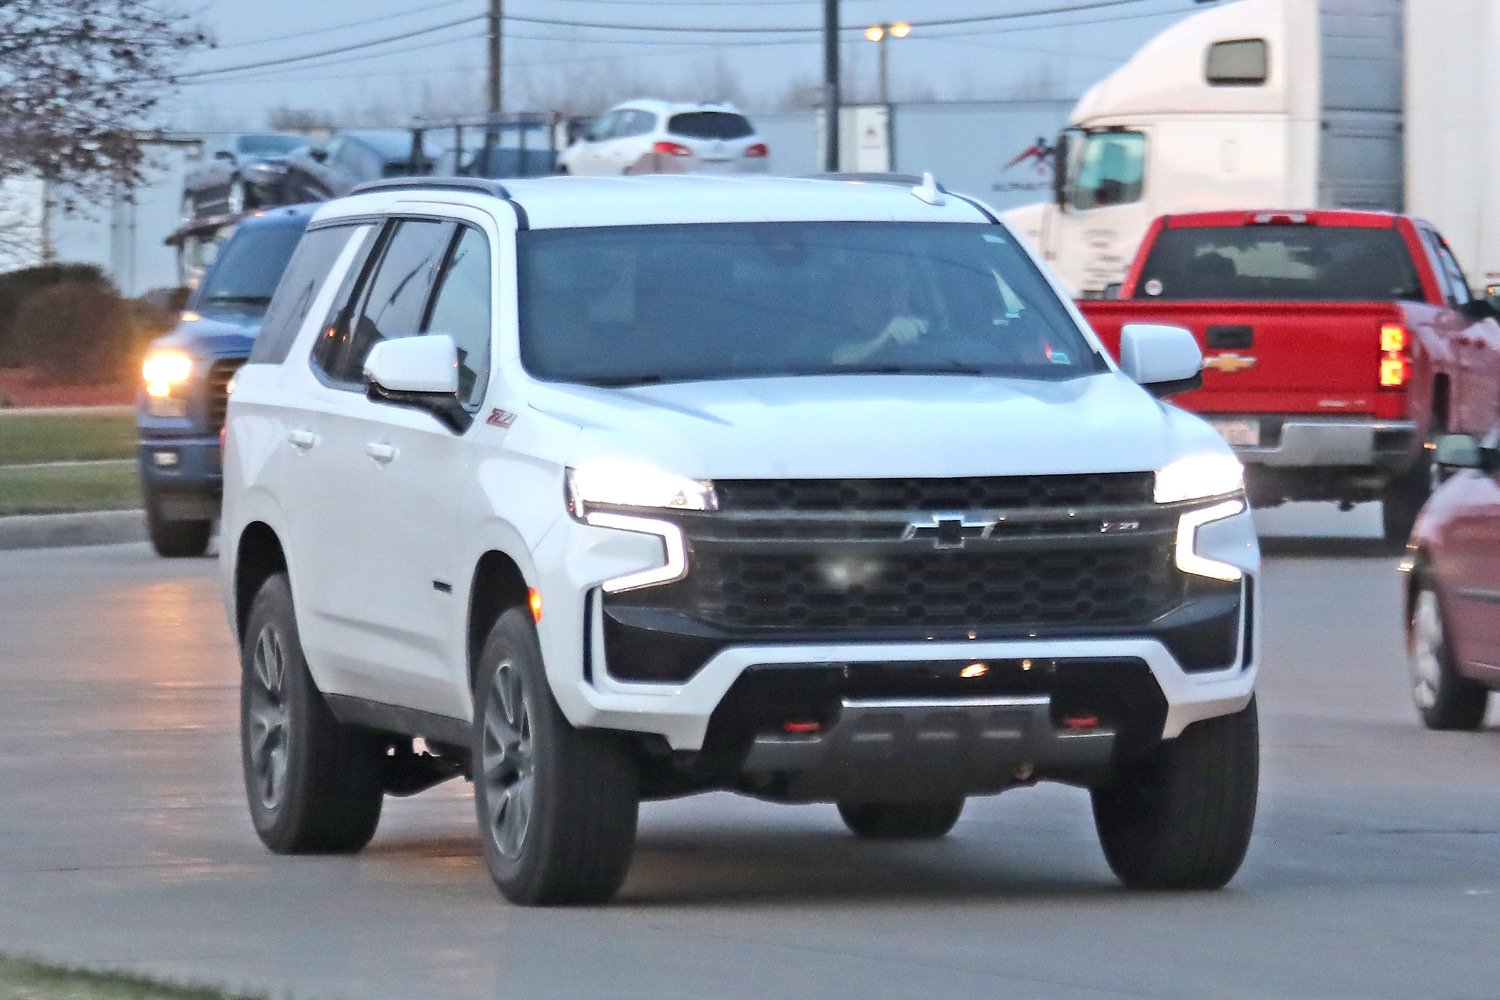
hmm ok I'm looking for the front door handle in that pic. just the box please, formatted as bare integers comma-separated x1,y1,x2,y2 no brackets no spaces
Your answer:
365,441,396,464
288,429,319,450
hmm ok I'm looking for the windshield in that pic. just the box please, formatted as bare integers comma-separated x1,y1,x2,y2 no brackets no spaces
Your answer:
1137,225,1424,301
518,222,1103,386
237,133,306,157
193,223,306,317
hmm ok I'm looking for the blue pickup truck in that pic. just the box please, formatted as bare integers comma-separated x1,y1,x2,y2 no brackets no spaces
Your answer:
138,205,313,556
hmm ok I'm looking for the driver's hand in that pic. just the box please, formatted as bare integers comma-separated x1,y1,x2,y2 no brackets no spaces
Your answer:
880,316,927,345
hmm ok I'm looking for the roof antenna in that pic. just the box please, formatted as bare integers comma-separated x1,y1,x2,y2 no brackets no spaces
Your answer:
911,171,946,207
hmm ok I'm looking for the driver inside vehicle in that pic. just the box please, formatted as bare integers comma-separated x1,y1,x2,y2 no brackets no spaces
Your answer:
831,258,929,365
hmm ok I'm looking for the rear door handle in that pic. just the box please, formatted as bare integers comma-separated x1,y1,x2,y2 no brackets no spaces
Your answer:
365,441,396,464
287,429,319,450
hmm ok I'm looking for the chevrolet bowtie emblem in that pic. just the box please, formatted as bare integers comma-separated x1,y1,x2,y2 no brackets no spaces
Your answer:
1205,353,1257,374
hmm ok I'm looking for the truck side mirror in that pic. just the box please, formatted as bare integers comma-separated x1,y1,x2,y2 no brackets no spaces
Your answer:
1118,323,1203,398
1052,131,1070,210
1486,284,1500,315
364,335,467,431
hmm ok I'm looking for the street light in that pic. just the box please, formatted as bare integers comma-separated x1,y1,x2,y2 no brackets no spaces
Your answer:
864,21,910,106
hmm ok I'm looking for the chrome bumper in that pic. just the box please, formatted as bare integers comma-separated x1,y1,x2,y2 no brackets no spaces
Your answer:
1234,418,1416,468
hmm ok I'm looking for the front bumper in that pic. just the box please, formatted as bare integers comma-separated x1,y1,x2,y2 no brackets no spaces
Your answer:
533,501,1260,753
137,436,222,519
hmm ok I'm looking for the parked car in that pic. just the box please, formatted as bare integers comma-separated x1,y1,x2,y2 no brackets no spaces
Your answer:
557,101,769,176
138,205,314,557
280,130,433,201
1079,210,1500,544
416,112,561,180
1403,431,1500,729
221,174,1260,906
181,132,309,223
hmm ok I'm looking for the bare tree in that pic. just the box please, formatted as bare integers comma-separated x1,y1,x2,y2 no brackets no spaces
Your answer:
0,1,205,203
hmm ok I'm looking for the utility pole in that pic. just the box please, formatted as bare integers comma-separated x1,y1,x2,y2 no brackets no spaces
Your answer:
487,0,503,114
822,0,839,171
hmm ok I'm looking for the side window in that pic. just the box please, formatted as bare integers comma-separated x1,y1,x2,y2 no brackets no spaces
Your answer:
313,218,456,385
1432,233,1473,306
619,111,656,138
249,225,359,365
1206,39,1268,86
424,227,493,410
588,112,620,142
1069,131,1146,211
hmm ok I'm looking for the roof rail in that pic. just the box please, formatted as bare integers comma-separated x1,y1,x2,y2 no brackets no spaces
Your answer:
348,176,512,199
806,172,950,193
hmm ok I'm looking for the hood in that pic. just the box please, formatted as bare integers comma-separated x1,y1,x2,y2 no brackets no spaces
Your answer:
149,313,261,359
530,372,1229,481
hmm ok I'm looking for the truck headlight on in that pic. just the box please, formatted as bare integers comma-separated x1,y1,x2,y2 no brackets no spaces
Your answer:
566,460,717,518
1154,453,1244,504
565,462,715,594
142,350,194,418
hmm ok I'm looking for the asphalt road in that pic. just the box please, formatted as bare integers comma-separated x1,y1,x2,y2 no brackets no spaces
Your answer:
1,504,1497,1000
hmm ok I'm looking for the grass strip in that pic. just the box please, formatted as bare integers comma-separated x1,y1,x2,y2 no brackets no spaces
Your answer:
0,955,264,1000
0,410,136,466
0,461,141,515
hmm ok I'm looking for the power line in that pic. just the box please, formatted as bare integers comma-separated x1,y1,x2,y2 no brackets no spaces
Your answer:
213,0,478,50
181,13,486,80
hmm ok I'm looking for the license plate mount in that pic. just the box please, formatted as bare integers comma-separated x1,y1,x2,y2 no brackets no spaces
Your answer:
1210,418,1261,448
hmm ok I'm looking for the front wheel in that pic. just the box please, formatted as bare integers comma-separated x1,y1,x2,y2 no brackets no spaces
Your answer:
145,494,212,558
1092,697,1259,890
837,800,964,840
1408,579,1489,730
472,609,639,905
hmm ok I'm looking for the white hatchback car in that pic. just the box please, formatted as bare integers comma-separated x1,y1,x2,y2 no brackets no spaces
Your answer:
557,100,769,176
221,173,1261,906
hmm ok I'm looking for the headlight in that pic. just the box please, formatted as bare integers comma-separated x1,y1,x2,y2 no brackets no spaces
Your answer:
566,461,717,518
1154,453,1244,504
142,350,193,399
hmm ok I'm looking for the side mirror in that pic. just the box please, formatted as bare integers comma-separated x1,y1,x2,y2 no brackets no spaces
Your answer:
1485,283,1500,315
1118,323,1203,398
1052,130,1070,210
214,149,236,163
308,146,328,163
1435,433,1484,470
364,335,466,430
1460,298,1497,322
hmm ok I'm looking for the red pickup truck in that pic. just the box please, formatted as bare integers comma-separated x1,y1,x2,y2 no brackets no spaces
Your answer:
1079,210,1500,543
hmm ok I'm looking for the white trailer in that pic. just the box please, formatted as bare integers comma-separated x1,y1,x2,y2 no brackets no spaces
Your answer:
1003,0,1489,297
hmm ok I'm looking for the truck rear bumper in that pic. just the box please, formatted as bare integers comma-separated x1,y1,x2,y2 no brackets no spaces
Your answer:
1231,417,1416,469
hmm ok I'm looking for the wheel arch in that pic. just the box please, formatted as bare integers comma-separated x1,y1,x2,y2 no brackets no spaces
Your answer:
235,520,288,641
468,550,532,692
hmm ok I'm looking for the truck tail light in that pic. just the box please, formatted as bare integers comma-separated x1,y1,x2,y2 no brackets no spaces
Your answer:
653,141,693,157
1380,322,1410,388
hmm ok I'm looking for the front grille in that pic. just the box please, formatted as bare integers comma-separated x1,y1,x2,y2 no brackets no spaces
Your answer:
715,472,1155,513
207,358,245,431
670,542,1179,631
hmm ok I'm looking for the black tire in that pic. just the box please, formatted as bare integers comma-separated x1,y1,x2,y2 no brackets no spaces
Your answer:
145,494,212,558
1381,465,1427,546
240,573,385,853
473,608,639,905
1092,697,1259,890
837,799,964,840
1408,577,1489,730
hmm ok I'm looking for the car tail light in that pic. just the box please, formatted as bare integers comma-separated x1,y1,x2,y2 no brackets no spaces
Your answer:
653,141,692,157
744,143,769,158
1380,322,1409,388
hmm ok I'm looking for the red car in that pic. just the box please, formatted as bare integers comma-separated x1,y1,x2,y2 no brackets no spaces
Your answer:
1404,433,1500,728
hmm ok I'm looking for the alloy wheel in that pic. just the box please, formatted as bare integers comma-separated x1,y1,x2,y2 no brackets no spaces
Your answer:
246,625,290,810
481,659,535,860
1410,589,1445,710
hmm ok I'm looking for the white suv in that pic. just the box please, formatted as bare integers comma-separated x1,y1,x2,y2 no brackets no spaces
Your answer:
557,100,769,176
221,173,1261,906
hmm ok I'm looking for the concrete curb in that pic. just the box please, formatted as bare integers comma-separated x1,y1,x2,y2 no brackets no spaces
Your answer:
0,509,146,551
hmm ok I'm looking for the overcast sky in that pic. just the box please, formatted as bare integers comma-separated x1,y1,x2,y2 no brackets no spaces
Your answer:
166,0,1207,130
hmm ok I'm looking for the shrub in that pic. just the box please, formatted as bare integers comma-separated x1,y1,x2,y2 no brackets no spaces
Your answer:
9,280,134,384
0,262,108,365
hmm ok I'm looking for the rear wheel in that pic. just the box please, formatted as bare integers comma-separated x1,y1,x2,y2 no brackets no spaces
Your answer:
1408,579,1489,730
1092,697,1258,890
473,609,639,905
837,799,964,840
240,572,385,853
145,493,212,558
